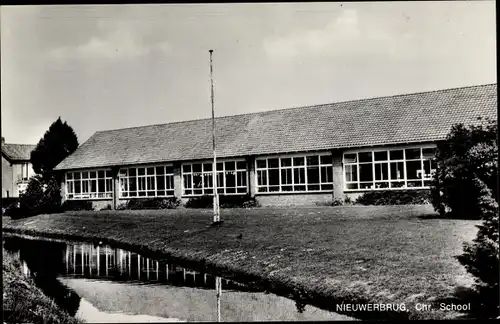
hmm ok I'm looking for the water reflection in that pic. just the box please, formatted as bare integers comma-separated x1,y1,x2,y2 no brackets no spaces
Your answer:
3,235,353,322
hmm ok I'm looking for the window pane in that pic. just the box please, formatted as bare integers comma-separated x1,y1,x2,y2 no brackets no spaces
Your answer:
307,184,320,191
237,187,247,193
359,164,373,182
74,172,81,180
129,168,136,177
321,184,333,191
236,161,246,170
307,166,320,184
281,185,293,192
321,166,333,183
183,165,191,173
184,190,192,195
67,182,74,193
139,192,146,197
166,176,174,189
217,173,224,187
118,170,126,177
119,178,128,192
82,172,89,179
281,169,293,185
226,188,236,194
345,165,358,182
225,161,235,171
293,168,305,184
105,170,112,178
280,158,292,167
374,182,389,189
405,148,421,160
147,191,155,197
184,174,193,189
320,155,332,165
359,152,372,163
193,164,202,173
306,156,319,166
268,169,279,186
98,179,105,193
82,181,89,193
390,150,404,160
156,167,165,175
217,162,224,171
204,188,213,195
193,174,202,188
147,177,155,190
74,181,81,193
422,147,436,159
203,163,213,172
406,160,423,180
346,183,358,190
294,185,305,191
360,182,373,189
237,171,247,187
391,181,405,188
67,172,73,180
374,163,389,180
138,168,145,176
268,159,279,168
137,178,145,190
423,160,437,179
258,186,268,193
165,166,173,174
344,154,357,163
257,170,267,186
293,157,305,166
204,173,213,188
390,162,405,180
157,190,165,196
407,180,423,188
374,151,388,161
90,171,97,178
129,177,137,191
256,160,266,169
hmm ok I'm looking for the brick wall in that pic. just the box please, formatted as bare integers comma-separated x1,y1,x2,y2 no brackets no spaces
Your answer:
256,193,333,207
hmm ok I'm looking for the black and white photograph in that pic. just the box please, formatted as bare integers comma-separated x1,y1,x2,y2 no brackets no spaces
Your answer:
1,1,498,322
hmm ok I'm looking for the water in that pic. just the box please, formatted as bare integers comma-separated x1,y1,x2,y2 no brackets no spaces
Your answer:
3,234,354,322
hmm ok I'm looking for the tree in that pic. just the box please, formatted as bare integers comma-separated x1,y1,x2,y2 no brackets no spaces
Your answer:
431,118,498,219
30,117,79,182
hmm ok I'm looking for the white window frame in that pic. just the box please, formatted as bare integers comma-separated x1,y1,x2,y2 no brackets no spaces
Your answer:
343,144,437,191
255,151,333,194
119,164,174,198
181,158,248,196
65,168,113,200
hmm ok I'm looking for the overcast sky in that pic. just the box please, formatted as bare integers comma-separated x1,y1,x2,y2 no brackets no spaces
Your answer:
1,2,496,145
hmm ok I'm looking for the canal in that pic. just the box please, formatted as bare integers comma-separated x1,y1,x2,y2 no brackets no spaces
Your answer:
3,233,354,322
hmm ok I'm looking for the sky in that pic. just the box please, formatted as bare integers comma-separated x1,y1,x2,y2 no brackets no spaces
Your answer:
1,2,496,145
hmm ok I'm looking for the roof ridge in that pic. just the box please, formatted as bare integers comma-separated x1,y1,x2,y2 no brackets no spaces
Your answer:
94,83,497,135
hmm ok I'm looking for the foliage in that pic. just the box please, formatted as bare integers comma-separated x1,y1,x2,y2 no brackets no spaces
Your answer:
9,175,62,219
30,117,79,182
355,190,431,206
431,118,498,219
456,178,499,317
332,197,344,206
1,198,19,216
61,200,94,212
125,197,182,210
185,194,261,208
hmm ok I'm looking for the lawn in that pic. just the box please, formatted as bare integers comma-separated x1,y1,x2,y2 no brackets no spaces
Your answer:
2,205,481,320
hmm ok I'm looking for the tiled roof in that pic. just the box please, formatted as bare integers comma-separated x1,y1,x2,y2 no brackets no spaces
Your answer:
54,84,497,171
1,144,36,162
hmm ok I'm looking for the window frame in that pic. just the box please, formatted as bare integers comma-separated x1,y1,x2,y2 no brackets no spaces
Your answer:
65,168,113,200
255,151,333,194
119,163,175,198
343,144,437,191
181,158,248,196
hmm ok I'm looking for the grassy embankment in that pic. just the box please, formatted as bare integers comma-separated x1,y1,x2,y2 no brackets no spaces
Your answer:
2,205,481,320
2,247,82,324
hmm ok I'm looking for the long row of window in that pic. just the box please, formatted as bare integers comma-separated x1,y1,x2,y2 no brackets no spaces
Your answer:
343,147,437,190
256,154,333,192
64,146,438,200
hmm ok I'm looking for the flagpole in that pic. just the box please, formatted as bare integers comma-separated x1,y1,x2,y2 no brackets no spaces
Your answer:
209,50,220,223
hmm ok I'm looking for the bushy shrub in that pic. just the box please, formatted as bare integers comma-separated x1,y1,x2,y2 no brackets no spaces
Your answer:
125,197,181,210
456,178,499,317
355,190,431,205
185,195,260,208
1,198,19,216
61,200,94,212
10,175,62,219
431,118,498,219
331,197,344,206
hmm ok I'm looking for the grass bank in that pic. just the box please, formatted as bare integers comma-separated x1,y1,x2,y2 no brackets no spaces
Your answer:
2,248,82,324
2,206,480,320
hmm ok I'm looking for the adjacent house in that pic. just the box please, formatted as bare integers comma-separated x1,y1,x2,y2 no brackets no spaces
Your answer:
1,137,36,198
53,84,497,209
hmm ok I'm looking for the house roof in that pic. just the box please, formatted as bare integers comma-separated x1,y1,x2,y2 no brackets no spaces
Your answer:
54,83,497,171
1,144,36,162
